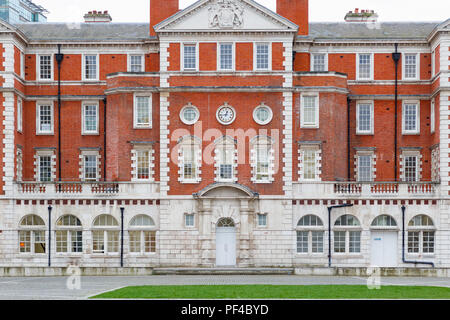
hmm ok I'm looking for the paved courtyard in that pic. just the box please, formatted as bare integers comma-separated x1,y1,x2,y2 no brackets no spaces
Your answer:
0,275,449,299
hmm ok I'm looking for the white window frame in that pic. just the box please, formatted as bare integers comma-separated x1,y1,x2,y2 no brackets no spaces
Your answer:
356,101,374,135
37,54,53,81
402,101,420,135
251,136,274,184
36,101,54,135
181,144,200,183
356,53,373,80
257,213,268,228
181,43,198,71
298,144,321,182
81,101,99,135
82,54,99,81
37,152,54,182
17,97,23,133
311,53,328,72
402,53,419,80
81,151,100,182
254,42,272,71
20,51,25,79
215,142,236,183
128,54,145,72
217,42,235,71
133,148,153,181
133,94,152,129
300,93,319,128
402,152,420,182
185,213,195,228
430,98,435,134
356,153,374,182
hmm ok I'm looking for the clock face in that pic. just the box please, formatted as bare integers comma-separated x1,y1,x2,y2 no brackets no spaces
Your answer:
217,105,236,125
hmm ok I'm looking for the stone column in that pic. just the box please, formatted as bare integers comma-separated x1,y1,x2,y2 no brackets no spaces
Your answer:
238,199,253,267
198,199,214,267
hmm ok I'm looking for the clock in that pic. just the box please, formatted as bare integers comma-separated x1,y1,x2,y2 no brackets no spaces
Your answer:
216,103,236,125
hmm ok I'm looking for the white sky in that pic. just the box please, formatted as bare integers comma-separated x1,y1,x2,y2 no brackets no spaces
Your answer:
35,0,450,23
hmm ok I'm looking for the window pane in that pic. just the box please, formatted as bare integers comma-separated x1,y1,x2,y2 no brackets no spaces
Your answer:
404,104,417,131
71,231,83,253
303,149,316,180
19,230,31,253
39,156,52,182
84,105,97,132
359,54,371,79
220,44,233,70
296,231,308,253
56,230,68,253
129,231,140,253
258,214,267,226
334,231,346,253
408,231,420,253
349,231,361,253
39,55,52,79
85,55,97,79
107,231,119,253
422,231,434,253
136,96,150,125
358,104,372,132
358,155,372,181
302,96,317,125
256,146,270,181
184,45,196,69
137,150,150,180
84,155,97,181
404,156,417,182
313,54,325,71
219,147,233,180
92,230,105,253
256,44,269,69
130,55,143,72
312,231,324,253
183,145,197,180
185,214,194,227
39,105,52,132
404,54,417,78
144,231,156,253
34,231,46,253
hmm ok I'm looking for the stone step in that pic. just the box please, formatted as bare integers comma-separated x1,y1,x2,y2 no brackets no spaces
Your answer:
152,267,295,275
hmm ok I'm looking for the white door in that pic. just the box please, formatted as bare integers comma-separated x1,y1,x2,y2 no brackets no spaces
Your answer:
370,231,398,267
216,227,236,266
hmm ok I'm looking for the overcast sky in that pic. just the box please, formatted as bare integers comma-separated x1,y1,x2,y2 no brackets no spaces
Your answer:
35,0,450,23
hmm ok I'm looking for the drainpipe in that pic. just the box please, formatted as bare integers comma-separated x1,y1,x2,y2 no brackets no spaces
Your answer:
120,207,124,267
347,97,351,180
328,203,354,267
48,206,52,267
392,44,401,182
401,206,434,267
55,45,64,182
103,98,107,181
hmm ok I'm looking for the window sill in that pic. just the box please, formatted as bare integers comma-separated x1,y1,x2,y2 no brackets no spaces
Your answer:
36,132,54,136
133,126,153,130
300,125,319,129
180,180,200,184
82,132,100,136
295,252,325,256
402,132,420,135
356,132,374,136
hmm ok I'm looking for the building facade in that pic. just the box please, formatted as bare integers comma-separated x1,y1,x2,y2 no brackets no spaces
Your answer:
0,0,449,269
0,0,47,24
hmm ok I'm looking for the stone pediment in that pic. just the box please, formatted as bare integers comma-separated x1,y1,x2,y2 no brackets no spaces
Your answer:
155,0,298,33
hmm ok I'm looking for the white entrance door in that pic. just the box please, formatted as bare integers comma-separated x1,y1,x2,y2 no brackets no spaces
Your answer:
216,227,236,266
370,231,398,267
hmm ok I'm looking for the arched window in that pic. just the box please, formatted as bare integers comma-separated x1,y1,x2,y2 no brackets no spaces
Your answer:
178,136,201,183
250,136,274,183
55,215,82,253
129,215,156,254
408,215,435,254
296,215,324,254
92,215,119,254
217,217,235,227
371,215,397,227
334,215,361,254
19,215,45,254
214,136,237,183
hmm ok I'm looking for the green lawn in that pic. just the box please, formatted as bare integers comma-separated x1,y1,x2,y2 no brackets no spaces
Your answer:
91,285,450,299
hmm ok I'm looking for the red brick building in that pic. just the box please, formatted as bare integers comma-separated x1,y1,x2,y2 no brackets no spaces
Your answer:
0,0,449,271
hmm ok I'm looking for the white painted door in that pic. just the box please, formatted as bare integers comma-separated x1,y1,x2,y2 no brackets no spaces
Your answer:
370,231,398,267
216,227,236,266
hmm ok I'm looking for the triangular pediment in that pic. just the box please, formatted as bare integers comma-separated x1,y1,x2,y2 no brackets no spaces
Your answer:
155,0,298,33
0,20,16,33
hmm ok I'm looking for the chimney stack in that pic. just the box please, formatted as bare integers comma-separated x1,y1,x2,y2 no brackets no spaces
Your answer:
150,0,179,36
84,10,112,23
345,8,378,23
276,0,309,35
